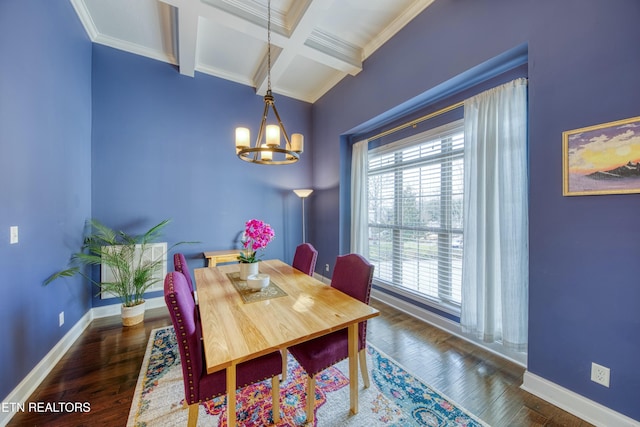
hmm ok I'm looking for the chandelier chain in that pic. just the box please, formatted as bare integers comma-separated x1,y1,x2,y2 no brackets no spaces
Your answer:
267,0,271,92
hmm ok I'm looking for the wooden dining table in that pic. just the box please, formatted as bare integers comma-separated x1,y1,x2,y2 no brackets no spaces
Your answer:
194,259,380,427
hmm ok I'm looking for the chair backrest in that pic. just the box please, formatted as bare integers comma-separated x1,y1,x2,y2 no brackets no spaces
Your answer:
331,253,375,349
173,253,194,297
292,243,318,276
164,271,203,404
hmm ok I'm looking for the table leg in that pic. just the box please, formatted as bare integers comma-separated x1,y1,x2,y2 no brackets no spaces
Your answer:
348,323,359,415
226,364,236,427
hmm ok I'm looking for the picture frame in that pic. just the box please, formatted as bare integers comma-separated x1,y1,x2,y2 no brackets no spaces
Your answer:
563,115,640,196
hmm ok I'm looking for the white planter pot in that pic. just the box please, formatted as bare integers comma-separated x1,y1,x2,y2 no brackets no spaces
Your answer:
121,301,145,326
239,262,259,280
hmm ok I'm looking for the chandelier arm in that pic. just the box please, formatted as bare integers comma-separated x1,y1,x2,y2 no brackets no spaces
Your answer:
252,98,271,154
256,99,270,145
269,102,292,148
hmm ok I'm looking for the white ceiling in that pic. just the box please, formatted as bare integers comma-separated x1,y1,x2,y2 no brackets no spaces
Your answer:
71,0,436,103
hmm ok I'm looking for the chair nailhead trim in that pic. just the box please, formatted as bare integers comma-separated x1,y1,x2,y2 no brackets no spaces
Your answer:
167,274,197,403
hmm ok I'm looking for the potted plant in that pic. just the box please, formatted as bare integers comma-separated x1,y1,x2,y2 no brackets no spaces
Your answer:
237,219,275,280
45,218,185,326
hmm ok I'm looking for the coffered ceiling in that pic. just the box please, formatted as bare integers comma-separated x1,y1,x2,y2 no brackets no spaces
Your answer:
71,0,435,103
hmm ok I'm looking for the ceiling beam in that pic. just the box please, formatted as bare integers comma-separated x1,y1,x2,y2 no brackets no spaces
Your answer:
165,0,361,96
196,0,336,95
159,0,198,77
253,0,328,95
73,0,437,103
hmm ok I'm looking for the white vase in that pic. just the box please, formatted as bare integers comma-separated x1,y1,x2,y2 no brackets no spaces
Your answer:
239,262,259,280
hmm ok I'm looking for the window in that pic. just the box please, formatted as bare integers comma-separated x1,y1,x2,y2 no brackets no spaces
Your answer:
368,120,464,313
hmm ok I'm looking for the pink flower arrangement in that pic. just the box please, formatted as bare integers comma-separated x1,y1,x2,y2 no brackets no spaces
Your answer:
238,219,275,263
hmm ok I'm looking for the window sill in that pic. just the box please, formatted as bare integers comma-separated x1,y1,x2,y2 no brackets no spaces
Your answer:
372,279,461,318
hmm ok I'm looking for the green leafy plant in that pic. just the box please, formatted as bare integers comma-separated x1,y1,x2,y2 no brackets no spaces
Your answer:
45,219,188,307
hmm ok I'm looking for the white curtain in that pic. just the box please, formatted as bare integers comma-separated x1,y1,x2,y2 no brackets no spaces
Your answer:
351,140,369,256
461,78,528,352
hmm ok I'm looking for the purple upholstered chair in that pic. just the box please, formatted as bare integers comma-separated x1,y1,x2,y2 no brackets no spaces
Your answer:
288,253,374,424
292,243,318,276
173,253,194,299
280,243,319,381
164,271,282,425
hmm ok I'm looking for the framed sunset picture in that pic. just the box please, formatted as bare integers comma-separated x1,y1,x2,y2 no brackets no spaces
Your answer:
563,116,640,196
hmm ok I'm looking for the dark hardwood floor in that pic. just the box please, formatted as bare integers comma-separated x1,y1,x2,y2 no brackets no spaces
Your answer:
7,308,173,427
7,300,591,426
366,302,592,427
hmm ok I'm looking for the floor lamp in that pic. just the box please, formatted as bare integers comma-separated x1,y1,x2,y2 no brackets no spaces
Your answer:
293,189,313,243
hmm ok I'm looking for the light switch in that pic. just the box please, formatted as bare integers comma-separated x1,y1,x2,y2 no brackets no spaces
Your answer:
10,226,18,244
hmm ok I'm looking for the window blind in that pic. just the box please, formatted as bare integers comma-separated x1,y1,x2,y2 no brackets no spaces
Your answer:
368,120,464,311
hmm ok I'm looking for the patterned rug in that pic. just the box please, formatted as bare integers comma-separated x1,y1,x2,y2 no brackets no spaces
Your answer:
127,327,488,426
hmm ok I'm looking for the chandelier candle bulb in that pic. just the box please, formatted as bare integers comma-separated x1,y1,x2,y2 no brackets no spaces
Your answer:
266,124,280,147
235,127,250,150
261,144,273,161
291,133,304,153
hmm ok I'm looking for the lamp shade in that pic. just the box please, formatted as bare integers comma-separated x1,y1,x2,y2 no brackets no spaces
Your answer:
291,134,304,153
293,189,313,198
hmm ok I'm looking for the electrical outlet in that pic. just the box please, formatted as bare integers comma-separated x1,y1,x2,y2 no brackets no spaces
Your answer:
59,311,64,327
591,362,610,387
325,263,329,272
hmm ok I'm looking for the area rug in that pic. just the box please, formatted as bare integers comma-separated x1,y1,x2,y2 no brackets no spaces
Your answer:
126,326,488,426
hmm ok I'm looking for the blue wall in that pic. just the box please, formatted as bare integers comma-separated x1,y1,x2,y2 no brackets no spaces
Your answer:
90,45,313,306
0,0,312,400
3,0,639,422
310,0,640,420
0,0,92,400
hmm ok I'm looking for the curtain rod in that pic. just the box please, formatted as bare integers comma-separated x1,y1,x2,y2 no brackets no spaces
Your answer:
367,100,464,142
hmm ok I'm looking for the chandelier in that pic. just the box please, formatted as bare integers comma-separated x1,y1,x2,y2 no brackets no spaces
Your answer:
235,0,303,165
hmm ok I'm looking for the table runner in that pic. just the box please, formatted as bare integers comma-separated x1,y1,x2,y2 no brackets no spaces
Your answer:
226,271,288,303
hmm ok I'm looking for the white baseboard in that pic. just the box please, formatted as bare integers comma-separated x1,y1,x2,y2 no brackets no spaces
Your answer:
91,296,166,319
522,371,639,427
0,297,167,427
374,288,640,425
0,309,93,427
14,292,634,427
